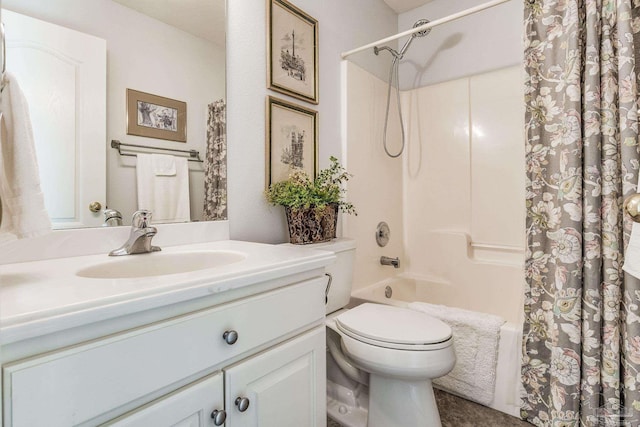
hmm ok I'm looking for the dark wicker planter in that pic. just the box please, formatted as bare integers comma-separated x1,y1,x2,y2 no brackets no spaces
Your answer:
284,203,338,244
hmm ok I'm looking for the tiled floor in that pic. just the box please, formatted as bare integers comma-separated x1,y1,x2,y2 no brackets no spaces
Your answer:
328,389,531,427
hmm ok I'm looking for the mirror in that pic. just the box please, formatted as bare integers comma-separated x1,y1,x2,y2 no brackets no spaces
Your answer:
1,0,226,229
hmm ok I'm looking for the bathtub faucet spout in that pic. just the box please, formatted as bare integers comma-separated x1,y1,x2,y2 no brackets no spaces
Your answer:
380,256,400,268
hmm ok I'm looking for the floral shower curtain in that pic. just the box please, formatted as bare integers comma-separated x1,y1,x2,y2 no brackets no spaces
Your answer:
522,1,640,425
203,99,227,221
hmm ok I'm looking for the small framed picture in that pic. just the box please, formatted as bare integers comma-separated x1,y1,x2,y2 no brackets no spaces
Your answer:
267,0,318,104
266,96,318,187
126,89,187,142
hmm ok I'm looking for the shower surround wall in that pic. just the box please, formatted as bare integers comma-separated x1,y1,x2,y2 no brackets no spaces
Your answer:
343,62,406,289
402,65,525,323
345,0,525,324
344,62,525,324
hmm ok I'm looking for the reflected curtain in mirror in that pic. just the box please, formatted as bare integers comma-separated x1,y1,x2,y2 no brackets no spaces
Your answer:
203,100,227,221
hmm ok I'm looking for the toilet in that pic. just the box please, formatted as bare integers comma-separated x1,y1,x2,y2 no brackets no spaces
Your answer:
304,238,456,427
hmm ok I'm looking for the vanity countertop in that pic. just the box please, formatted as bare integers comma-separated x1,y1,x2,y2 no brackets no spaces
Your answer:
0,240,334,345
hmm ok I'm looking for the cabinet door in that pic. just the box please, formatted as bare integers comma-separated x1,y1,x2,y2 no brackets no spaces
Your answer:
225,326,326,427
103,373,225,427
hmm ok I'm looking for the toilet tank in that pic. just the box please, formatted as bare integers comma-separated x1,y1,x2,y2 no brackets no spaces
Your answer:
281,238,356,314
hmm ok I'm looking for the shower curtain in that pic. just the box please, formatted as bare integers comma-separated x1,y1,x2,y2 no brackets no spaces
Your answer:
203,100,227,221
522,1,640,425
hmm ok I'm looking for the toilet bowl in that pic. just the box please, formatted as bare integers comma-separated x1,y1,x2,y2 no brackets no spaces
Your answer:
288,238,456,427
328,303,455,427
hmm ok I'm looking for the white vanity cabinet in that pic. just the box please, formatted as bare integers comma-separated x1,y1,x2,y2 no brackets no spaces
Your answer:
223,327,325,427
104,372,225,427
106,326,325,427
2,277,328,427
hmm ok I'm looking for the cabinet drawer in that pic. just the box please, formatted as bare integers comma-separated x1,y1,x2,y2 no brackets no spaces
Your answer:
3,278,326,427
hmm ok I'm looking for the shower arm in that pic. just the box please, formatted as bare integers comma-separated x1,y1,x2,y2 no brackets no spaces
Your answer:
374,45,400,58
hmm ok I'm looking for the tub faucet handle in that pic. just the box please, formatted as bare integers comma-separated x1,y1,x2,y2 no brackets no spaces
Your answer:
380,256,400,268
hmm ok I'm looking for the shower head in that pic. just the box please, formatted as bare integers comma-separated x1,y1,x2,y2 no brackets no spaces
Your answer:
398,18,431,57
374,18,431,60
412,19,431,38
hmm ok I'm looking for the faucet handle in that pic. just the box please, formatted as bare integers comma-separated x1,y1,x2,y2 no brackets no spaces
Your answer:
132,210,152,228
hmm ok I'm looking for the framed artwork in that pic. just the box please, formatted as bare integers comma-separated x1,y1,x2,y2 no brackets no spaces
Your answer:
266,96,318,187
126,89,187,142
267,0,319,104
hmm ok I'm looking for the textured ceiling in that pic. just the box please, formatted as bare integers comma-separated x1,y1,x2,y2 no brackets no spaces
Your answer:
382,0,432,14
112,0,225,46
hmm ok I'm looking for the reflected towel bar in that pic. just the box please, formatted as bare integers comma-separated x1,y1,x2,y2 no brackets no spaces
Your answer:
111,140,203,163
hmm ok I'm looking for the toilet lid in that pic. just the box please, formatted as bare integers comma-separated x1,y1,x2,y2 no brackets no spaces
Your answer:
335,303,452,346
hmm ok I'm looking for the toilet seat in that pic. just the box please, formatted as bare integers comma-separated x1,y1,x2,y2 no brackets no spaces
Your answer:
335,303,452,351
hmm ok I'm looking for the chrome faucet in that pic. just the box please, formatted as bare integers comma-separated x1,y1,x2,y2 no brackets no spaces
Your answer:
109,210,161,256
380,256,400,268
103,209,123,227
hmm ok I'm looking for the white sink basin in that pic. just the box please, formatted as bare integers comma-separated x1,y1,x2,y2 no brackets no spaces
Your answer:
76,251,246,279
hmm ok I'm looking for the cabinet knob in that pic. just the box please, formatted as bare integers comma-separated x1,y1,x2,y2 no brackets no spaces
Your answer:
210,409,227,425
223,330,238,345
235,396,250,412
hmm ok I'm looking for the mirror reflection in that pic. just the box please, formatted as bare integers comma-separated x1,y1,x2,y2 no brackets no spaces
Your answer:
1,0,226,229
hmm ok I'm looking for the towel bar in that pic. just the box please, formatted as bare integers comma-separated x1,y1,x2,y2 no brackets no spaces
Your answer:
111,140,203,163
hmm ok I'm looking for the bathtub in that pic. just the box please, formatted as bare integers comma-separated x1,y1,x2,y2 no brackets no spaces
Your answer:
350,277,522,418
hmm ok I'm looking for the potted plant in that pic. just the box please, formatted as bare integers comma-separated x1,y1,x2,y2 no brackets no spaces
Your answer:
265,156,356,244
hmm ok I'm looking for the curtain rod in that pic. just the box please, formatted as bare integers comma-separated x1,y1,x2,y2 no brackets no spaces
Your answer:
341,0,512,59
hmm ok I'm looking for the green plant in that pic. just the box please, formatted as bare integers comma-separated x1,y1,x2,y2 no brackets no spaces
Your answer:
265,156,357,215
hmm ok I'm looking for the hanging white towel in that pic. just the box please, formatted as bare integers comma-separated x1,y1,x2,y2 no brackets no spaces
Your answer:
151,153,177,176
0,73,51,243
136,153,190,223
623,174,640,278
407,301,505,406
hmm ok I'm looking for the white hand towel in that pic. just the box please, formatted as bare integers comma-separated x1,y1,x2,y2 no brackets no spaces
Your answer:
151,153,176,176
623,174,640,278
408,301,505,406
0,73,51,244
136,153,190,223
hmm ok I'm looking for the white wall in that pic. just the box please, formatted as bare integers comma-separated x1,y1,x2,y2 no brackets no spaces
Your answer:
2,0,226,223
397,0,523,89
227,0,397,243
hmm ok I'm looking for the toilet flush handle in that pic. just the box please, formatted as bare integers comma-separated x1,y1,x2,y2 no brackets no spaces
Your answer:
325,273,333,304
